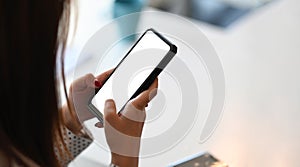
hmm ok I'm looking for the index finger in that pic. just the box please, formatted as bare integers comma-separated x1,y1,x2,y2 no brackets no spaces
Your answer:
95,69,114,85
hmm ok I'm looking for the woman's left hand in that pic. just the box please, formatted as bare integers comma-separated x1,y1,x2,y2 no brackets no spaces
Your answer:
62,69,113,135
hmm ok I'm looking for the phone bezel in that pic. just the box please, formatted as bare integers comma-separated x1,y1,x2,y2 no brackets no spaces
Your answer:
87,28,177,123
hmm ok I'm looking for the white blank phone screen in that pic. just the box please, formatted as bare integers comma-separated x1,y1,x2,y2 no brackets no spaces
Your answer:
91,31,170,114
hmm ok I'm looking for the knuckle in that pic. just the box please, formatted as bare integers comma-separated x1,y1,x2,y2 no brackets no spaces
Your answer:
85,73,94,78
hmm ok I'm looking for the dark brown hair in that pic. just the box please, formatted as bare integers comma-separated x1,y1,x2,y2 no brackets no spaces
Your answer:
0,0,70,166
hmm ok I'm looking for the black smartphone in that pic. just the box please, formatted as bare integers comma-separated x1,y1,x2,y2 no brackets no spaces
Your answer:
88,28,177,123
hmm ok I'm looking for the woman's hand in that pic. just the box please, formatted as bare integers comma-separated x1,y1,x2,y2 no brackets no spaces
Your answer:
62,69,113,135
102,79,158,167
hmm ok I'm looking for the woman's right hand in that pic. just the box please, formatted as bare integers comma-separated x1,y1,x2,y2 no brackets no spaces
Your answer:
101,78,158,167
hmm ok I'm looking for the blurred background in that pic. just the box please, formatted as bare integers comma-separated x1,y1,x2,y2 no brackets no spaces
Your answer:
66,0,300,166
148,0,274,27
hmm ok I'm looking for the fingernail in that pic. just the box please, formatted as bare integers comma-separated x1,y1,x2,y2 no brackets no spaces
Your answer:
94,122,103,128
94,79,101,88
105,100,113,108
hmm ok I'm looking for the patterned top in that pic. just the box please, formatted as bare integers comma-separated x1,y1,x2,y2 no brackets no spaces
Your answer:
55,127,93,167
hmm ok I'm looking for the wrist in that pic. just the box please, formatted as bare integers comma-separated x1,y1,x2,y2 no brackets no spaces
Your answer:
111,153,139,167
62,104,83,135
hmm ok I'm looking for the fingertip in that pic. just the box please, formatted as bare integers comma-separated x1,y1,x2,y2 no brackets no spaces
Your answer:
105,99,115,109
94,122,103,128
149,88,158,100
104,99,117,121
154,77,158,85
150,78,159,89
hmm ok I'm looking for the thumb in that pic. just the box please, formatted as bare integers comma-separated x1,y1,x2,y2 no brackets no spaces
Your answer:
131,78,158,110
104,99,118,123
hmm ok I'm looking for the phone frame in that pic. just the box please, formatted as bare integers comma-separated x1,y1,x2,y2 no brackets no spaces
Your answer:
167,152,223,167
87,28,177,123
